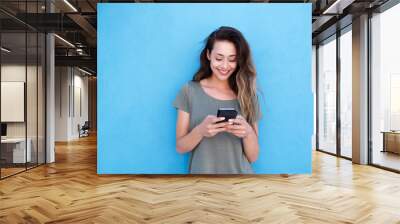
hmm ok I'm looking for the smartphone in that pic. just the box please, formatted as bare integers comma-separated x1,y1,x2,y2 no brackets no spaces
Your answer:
216,108,238,123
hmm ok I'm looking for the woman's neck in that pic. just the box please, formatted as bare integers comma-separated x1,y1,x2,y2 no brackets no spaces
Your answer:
206,75,231,90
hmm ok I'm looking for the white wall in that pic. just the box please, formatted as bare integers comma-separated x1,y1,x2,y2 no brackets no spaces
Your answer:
55,67,69,141
55,67,89,141
72,73,89,138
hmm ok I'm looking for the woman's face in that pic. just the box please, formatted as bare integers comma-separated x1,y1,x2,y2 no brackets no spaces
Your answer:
207,40,237,82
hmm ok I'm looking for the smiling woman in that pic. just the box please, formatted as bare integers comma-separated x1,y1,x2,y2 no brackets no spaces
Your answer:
98,4,313,175
173,26,262,174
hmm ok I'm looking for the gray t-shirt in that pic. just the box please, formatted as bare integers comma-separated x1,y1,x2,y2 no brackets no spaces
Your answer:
173,81,260,174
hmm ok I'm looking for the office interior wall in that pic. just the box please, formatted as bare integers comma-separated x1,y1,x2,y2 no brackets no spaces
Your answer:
55,67,89,141
55,67,70,141
27,59,38,167
73,72,89,137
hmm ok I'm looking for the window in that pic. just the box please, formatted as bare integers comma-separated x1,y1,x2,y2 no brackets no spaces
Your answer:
317,36,337,154
339,28,352,158
371,2,400,171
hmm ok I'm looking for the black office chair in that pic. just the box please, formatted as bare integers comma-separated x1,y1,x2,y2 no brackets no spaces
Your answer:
78,121,90,138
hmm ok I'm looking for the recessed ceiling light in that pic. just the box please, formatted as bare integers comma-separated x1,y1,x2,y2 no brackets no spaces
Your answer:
1,47,11,53
323,0,354,15
63,0,78,12
78,67,93,76
54,34,75,48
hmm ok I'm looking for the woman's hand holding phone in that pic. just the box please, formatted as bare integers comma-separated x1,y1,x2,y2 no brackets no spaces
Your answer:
196,115,229,138
226,115,253,138
195,113,253,139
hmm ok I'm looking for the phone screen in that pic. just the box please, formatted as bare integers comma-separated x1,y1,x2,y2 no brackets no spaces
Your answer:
216,108,238,123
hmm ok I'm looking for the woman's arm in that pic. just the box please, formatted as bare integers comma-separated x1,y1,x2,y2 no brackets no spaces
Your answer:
242,123,259,163
176,110,203,153
226,117,259,163
176,110,228,153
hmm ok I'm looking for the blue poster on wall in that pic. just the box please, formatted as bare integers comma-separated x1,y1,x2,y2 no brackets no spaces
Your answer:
98,3,313,174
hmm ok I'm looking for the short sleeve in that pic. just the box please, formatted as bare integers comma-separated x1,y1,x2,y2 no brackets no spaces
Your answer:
173,84,190,113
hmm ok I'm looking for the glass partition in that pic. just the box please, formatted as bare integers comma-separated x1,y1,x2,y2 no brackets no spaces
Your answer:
317,35,337,155
0,1,46,179
371,3,400,171
1,30,28,177
339,28,352,158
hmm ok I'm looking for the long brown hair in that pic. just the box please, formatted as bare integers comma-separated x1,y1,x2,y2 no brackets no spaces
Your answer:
193,26,259,124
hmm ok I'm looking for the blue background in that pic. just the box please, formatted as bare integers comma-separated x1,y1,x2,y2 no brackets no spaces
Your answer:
98,3,312,174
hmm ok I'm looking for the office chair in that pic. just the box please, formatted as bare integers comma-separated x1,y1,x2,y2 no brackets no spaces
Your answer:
79,121,90,138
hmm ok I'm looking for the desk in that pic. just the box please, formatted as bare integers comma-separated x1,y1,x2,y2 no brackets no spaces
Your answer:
381,131,400,154
1,138,31,163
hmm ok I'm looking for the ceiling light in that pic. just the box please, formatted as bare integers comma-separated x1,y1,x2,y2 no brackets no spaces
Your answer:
78,67,93,76
54,34,75,48
1,47,11,53
63,0,78,12
322,0,355,15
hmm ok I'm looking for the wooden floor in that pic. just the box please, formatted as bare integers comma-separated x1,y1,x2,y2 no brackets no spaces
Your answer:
373,150,400,171
1,135,400,224
1,163,45,178
0,167,26,178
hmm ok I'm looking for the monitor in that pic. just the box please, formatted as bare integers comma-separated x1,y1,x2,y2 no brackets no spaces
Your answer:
1,123,7,137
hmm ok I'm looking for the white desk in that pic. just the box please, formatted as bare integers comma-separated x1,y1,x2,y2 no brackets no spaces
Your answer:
1,138,31,163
